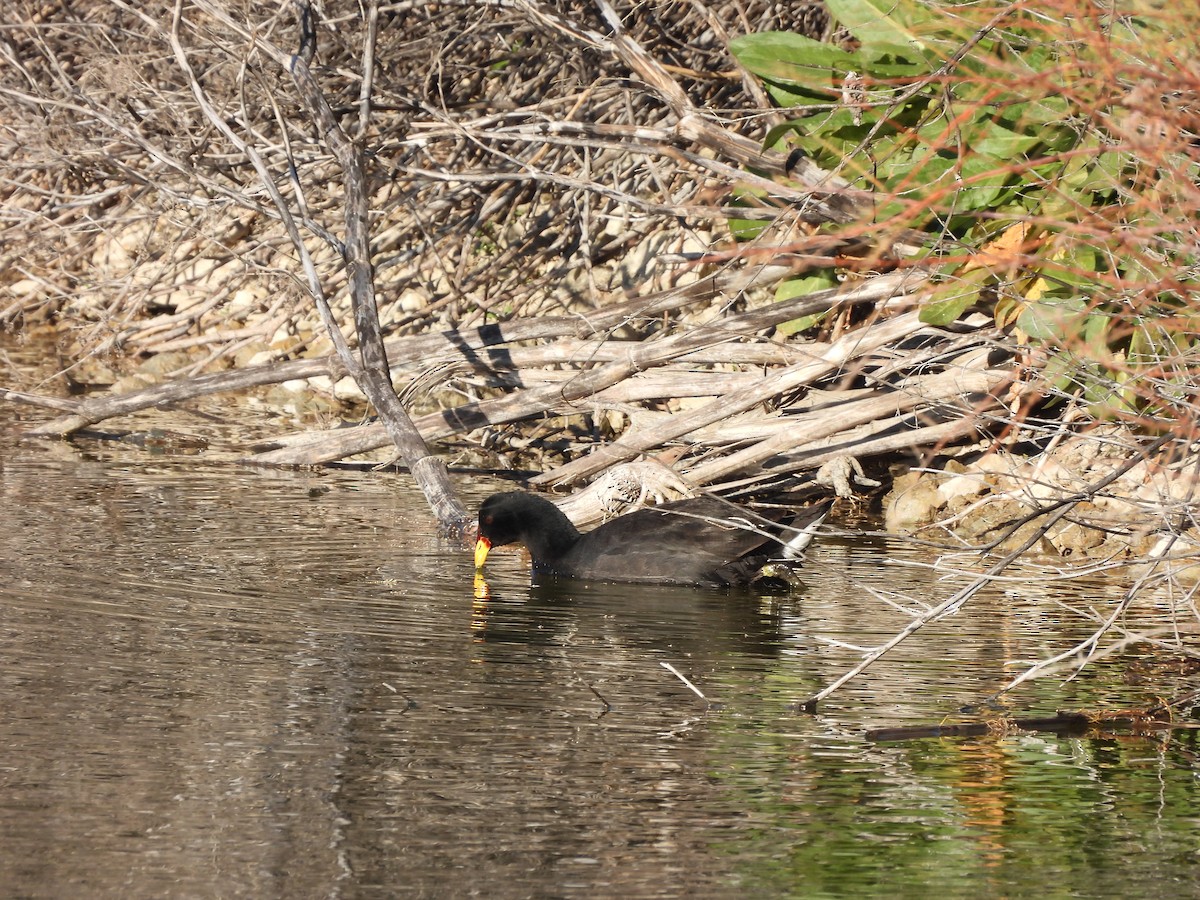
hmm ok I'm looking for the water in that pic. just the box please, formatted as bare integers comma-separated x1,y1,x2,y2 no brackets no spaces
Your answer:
1,415,1198,896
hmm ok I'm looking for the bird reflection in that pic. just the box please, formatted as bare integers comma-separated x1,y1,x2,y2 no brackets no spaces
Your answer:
469,572,800,661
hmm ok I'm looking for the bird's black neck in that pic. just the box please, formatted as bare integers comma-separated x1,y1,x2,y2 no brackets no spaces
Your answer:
520,499,581,563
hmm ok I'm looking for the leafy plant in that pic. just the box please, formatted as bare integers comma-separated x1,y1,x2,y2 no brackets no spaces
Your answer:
732,0,1200,429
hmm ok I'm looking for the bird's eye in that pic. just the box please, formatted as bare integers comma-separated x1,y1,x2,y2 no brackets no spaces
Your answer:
483,514,493,525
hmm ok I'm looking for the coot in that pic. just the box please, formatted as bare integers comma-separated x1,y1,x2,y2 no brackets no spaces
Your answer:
474,491,831,587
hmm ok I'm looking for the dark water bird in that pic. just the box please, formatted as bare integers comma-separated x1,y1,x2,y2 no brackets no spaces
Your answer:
474,491,832,588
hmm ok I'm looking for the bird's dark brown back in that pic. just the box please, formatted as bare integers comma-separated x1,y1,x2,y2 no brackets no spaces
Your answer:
551,497,790,586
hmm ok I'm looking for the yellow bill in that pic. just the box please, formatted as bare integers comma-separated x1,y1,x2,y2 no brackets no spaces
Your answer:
474,536,492,569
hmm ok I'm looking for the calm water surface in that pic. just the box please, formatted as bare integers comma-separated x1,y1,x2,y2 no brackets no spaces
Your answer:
0,412,1198,897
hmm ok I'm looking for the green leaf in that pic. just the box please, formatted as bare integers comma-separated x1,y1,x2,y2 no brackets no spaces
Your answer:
763,82,832,108
775,274,837,334
956,154,1013,209
1058,141,1127,201
904,153,958,191
794,109,874,162
1017,296,1087,341
919,280,979,325
777,311,830,336
855,41,936,76
762,120,806,152
1083,363,1136,416
919,292,974,326
1061,244,1106,285
1005,96,1072,128
729,32,857,86
969,120,1043,158
824,0,932,49
1082,311,1113,358
920,265,994,326
728,218,768,241
1041,349,1081,394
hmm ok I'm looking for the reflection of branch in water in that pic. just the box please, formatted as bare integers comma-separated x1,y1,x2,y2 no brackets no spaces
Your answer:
866,707,1178,743
995,531,1199,698
795,434,1180,713
588,683,612,714
795,500,1078,714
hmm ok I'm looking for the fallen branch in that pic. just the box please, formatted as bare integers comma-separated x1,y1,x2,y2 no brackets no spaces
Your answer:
533,284,928,487
684,357,1011,486
18,264,797,438
252,271,923,465
710,415,986,496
